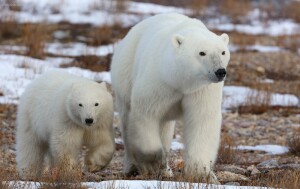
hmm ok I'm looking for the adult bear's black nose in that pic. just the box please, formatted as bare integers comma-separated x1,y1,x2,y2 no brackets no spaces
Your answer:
215,68,227,80
85,118,94,125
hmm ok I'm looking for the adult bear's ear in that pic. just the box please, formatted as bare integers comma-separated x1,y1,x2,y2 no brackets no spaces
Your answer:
220,33,229,45
172,34,184,48
99,82,107,90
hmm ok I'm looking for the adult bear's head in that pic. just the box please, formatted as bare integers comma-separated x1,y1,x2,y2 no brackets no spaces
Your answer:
162,28,230,94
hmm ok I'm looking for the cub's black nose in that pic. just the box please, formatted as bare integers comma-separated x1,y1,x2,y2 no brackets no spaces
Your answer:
215,68,227,80
85,118,94,125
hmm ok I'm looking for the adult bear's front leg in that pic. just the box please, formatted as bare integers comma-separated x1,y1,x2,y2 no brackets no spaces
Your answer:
182,84,223,184
127,110,166,175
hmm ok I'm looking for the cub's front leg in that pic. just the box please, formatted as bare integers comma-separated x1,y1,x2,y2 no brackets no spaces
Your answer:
84,127,115,172
49,128,83,170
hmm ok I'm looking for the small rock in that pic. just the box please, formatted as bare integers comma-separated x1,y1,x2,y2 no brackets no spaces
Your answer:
247,165,261,175
173,159,184,170
256,66,265,74
218,165,247,175
279,164,300,170
217,171,250,182
257,159,279,169
224,182,240,186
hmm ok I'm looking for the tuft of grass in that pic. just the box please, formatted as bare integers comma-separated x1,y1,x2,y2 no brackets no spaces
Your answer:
22,24,47,59
238,85,272,115
37,157,85,189
217,133,238,164
288,128,300,156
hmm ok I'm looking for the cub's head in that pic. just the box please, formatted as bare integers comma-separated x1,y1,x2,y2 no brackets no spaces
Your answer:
66,82,111,127
164,29,230,93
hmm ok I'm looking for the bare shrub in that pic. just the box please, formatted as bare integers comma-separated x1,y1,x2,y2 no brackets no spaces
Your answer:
22,24,47,59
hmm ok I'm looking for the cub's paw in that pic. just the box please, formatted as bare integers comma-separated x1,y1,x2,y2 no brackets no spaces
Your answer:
86,164,104,173
202,172,220,185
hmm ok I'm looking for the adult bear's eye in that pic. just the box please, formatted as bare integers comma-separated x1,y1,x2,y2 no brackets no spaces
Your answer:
199,52,206,56
95,103,99,106
79,103,83,107
222,51,225,55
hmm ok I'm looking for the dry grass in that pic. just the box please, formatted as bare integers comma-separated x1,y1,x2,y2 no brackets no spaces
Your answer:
60,54,112,72
217,133,238,164
38,167,86,189
238,86,272,115
114,0,129,13
284,1,300,23
287,128,300,156
90,25,114,46
21,24,47,59
277,35,300,53
219,0,252,23
241,170,300,189
187,0,208,16
0,19,21,41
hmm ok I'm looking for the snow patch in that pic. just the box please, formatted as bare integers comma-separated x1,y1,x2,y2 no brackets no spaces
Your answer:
222,86,299,111
237,145,289,155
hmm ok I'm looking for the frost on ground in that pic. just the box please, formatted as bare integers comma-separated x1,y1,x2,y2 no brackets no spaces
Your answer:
4,180,268,189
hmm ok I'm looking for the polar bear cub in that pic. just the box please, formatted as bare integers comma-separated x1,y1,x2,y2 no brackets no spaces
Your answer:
111,13,230,183
16,69,115,178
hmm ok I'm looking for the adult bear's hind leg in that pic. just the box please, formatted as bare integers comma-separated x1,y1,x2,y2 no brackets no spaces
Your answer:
127,110,164,175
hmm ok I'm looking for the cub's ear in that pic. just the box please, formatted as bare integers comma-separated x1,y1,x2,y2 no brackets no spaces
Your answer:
172,34,184,48
220,33,229,45
99,82,107,90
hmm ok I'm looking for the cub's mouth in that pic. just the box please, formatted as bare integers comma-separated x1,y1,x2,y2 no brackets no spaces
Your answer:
84,118,94,126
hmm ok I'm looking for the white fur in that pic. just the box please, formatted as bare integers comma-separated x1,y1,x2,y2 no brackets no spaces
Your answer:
111,13,230,183
16,69,115,178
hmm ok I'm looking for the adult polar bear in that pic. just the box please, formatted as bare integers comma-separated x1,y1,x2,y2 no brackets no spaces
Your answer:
111,13,230,183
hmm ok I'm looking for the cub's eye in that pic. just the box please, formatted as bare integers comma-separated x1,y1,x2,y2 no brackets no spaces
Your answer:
95,103,99,106
199,52,206,56
79,103,83,107
222,51,225,55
